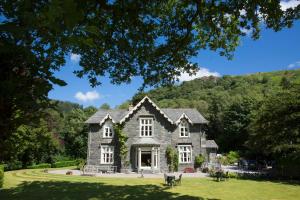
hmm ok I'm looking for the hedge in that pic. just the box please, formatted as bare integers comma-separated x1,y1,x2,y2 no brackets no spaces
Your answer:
27,163,52,169
0,165,4,188
51,160,79,168
3,161,22,171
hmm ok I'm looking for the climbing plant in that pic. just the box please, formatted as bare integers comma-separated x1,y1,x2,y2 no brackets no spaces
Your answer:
166,146,178,172
114,124,128,167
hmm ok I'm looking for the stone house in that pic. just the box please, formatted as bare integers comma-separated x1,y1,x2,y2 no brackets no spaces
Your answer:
85,96,218,173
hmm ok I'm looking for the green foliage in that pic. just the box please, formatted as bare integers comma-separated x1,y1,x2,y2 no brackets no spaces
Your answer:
227,172,239,179
1,1,299,90
166,146,178,172
100,103,111,110
194,154,205,169
77,159,86,171
3,161,23,171
27,163,52,169
114,124,128,167
248,86,300,177
0,164,4,188
128,69,300,155
220,151,240,165
52,160,79,168
62,107,97,159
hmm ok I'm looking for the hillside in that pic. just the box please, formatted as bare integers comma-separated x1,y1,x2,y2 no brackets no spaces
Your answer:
120,69,300,153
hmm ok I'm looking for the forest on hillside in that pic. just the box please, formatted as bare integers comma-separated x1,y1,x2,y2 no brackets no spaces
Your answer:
121,69,300,176
1,69,299,178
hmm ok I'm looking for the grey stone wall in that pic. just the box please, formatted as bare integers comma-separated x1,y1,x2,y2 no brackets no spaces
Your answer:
87,101,208,172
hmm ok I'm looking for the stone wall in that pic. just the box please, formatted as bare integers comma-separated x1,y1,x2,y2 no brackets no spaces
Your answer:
87,100,208,172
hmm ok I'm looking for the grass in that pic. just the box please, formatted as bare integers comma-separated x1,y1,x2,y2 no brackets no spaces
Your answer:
0,168,300,200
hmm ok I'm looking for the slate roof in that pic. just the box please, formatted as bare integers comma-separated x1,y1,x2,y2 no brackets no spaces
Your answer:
162,108,208,124
85,109,127,124
85,96,208,125
205,140,218,148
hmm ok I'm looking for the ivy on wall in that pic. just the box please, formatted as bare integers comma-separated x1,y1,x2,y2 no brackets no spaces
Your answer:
166,146,178,172
114,124,128,167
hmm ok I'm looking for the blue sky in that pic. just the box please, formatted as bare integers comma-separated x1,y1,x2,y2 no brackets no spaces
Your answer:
49,20,300,108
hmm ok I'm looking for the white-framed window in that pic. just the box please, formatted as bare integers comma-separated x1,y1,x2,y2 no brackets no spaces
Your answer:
178,145,192,163
101,146,114,164
140,118,153,137
179,121,189,137
103,125,113,138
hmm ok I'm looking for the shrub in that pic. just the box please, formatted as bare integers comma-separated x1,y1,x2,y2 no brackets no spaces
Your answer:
27,163,51,169
219,151,240,166
194,154,205,169
202,167,209,173
226,151,240,164
52,160,78,168
0,165,4,188
183,167,195,173
53,155,73,162
228,172,238,178
3,161,22,171
166,146,178,172
77,159,86,171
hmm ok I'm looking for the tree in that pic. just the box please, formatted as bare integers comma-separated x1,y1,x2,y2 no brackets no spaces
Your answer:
61,107,97,158
220,97,257,152
100,103,111,110
1,1,299,88
0,42,66,162
248,86,300,177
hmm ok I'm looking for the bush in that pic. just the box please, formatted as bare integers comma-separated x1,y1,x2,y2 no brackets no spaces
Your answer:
226,151,240,164
52,160,79,168
194,154,205,169
3,161,22,171
27,163,51,169
53,155,73,162
77,159,86,171
183,167,195,173
202,167,209,173
228,172,238,178
0,165,4,188
219,151,240,165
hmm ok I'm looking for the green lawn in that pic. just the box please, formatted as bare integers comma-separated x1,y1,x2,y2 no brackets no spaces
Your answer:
0,169,300,200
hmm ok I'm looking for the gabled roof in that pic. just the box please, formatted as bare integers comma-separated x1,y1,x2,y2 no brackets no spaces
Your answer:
162,108,208,124
85,96,208,125
85,109,127,125
119,96,173,124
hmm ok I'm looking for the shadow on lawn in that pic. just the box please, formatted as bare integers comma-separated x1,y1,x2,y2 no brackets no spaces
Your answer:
0,181,209,200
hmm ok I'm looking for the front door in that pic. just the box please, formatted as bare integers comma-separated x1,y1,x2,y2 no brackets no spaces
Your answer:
141,151,151,169
137,147,159,171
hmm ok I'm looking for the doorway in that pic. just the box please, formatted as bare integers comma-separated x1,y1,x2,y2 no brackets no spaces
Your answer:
141,151,151,168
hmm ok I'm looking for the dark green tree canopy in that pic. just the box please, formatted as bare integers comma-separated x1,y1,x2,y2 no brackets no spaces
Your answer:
1,0,299,88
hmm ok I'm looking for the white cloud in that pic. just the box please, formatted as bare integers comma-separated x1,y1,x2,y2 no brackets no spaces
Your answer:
70,53,81,63
280,0,300,11
75,91,100,102
287,61,300,69
178,68,221,82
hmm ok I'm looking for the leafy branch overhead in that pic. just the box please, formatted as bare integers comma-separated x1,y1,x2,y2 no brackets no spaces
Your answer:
1,0,299,88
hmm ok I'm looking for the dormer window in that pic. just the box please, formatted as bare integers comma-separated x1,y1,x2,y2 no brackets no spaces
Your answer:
179,121,189,137
103,125,113,138
140,118,153,137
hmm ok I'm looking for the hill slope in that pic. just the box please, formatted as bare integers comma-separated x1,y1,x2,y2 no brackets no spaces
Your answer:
120,69,300,153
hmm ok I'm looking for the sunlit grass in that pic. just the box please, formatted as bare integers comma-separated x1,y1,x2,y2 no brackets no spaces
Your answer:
1,168,300,200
